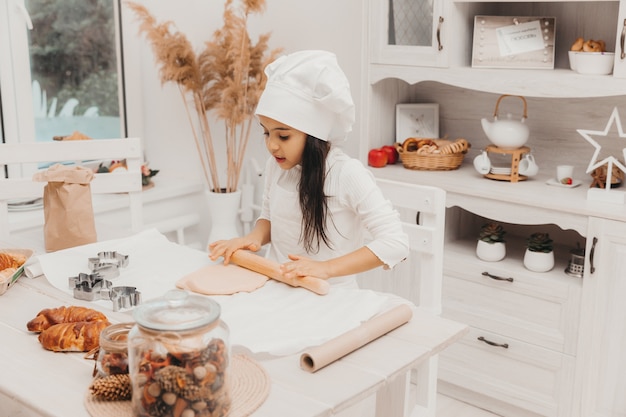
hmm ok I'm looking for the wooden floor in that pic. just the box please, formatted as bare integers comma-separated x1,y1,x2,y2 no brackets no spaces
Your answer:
437,394,501,417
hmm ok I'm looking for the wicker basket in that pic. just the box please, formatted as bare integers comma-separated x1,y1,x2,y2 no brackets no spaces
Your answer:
395,139,469,171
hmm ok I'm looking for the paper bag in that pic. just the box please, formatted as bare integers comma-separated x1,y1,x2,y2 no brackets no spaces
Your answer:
33,164,97,252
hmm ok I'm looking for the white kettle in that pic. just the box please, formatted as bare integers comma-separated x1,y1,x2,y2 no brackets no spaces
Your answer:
481,94,530,149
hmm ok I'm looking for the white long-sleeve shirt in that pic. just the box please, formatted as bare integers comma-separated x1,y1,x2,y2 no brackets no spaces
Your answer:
259,147,409,287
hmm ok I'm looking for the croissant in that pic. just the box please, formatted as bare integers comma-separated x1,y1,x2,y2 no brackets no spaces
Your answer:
0,252,26,271
27,306,109,332
38,320,111,352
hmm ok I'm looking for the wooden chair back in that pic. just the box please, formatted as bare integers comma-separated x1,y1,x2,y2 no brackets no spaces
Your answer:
0,138,143,241
357,178,446,314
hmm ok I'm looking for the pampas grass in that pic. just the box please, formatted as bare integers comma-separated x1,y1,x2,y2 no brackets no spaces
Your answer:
126,0,281,192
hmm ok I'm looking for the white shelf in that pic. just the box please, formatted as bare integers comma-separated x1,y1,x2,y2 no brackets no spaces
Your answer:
445,234,577,285
370,163,626,235
369,64,626,98
8,178,204,233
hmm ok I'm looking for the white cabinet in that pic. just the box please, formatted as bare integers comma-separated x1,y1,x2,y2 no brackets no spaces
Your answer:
438,208,582,417
576,218,626,417
365,0,626,101
369,0,448,67
363,2,626,416
613,1,626,77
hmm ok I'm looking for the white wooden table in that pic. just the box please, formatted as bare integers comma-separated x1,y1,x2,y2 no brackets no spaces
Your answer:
0,238,467,417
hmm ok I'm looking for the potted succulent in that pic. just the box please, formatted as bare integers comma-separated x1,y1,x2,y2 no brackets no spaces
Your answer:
476,222,506,262
523,232,555,272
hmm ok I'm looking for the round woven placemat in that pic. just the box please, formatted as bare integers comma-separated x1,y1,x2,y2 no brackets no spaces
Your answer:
85,354,270,417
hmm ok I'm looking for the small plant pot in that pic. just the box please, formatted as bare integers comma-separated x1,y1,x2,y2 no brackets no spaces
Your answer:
476,240,506,262
523,249,555,272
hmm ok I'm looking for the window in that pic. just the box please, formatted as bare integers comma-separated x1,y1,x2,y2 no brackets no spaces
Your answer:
0,0,127,149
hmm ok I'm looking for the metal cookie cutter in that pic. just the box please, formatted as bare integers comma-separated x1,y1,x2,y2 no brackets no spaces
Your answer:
69,273,140,311
108,286,142,312
69,273,112,302
87,251,129,279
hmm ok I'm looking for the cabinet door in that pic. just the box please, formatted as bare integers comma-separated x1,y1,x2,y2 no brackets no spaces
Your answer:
577,217,626,417
613,1,626,78
369,0,448,67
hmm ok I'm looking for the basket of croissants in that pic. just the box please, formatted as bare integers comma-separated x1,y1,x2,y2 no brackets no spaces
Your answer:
395,137,471,171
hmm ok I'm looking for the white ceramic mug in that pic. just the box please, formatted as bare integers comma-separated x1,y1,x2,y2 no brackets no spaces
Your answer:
519,154,539,176
473,151,491,175
557,165,574,182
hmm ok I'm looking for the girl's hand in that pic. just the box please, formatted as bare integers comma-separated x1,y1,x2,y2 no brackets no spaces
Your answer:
279,254,330,280
208,237,262,264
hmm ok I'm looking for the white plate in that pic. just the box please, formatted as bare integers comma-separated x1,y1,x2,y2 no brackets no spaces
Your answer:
546,178,582,188
7,198,43,212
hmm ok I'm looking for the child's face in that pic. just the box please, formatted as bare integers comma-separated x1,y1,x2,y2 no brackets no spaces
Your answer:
258,115,307,170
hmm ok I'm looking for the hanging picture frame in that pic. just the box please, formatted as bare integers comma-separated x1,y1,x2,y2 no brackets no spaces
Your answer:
472,15,556,69
395,103,439,142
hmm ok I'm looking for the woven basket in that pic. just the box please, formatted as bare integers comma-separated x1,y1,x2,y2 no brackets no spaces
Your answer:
395,139,469,171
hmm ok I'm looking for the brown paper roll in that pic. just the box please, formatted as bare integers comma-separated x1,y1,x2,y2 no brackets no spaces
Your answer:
299,304,413,372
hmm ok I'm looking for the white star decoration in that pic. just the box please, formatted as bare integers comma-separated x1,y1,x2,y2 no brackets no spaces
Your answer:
577,107,626,189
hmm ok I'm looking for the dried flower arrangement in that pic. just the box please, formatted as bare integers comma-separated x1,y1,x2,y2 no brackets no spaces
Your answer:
126,0,282,192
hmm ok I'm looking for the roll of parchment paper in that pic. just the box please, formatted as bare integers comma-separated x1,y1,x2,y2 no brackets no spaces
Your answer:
299,303,413,372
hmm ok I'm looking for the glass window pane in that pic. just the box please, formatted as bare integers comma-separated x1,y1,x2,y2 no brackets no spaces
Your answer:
388,0,434,47
26,0,125,142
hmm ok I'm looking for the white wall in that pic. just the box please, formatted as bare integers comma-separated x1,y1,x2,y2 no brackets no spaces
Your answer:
121,0,364,187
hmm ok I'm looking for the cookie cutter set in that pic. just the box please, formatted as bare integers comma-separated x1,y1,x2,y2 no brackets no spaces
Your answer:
68,251,141,311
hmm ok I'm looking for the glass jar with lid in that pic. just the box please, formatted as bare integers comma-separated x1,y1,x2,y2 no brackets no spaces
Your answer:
128,290,230,417
96,322,133,377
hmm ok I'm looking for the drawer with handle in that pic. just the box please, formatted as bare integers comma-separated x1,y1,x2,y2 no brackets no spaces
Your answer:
438,326,576,417
442,266,581,354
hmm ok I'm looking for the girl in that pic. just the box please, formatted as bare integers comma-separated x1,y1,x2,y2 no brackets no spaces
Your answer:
209,50,408,288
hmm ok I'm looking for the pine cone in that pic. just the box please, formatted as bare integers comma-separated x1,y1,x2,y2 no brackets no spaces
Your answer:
89,373,132,401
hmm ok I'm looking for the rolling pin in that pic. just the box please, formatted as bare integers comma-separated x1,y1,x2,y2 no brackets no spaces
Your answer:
230,250,330,295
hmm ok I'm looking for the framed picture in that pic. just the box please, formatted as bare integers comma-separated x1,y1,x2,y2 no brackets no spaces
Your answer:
471,16,556,69
395,103,439,142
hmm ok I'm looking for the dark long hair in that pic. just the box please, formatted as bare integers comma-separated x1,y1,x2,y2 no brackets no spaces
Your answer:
299,135,331,253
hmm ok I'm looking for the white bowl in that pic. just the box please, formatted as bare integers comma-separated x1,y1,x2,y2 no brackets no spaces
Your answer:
568,51,615,75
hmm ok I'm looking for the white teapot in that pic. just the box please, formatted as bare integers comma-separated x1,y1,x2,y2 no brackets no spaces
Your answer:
481,94,530,149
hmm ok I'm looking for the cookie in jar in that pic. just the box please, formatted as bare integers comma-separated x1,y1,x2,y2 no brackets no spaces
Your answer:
96,322,133,377
127,290,230,417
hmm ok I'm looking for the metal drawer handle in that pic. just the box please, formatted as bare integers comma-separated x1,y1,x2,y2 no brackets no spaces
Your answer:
437,16,444,51
478,336,509,349
590,237,598,274
482,271,514,282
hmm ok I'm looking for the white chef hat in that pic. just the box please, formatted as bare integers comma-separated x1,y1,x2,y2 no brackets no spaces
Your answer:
255,50,355,143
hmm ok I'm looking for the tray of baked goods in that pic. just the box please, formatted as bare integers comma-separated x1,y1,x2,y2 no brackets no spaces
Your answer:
395,137,471,171
0,249,33,295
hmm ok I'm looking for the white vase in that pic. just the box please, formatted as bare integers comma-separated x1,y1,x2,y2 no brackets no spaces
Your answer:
476,240,506,262
206,189,242,245
523,249,555,272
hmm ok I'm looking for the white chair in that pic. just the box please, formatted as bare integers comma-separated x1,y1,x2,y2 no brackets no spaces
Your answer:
0,138,143,241
358,178,446,417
